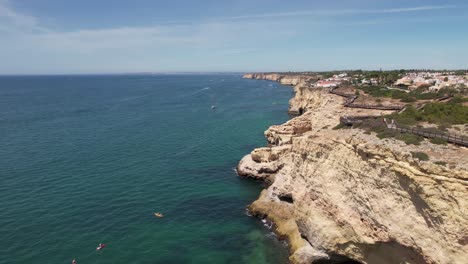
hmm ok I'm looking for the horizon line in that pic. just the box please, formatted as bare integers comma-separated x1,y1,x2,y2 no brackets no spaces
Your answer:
1,68,467,77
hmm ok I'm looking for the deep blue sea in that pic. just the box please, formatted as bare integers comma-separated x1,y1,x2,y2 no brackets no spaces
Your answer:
0,74,292,264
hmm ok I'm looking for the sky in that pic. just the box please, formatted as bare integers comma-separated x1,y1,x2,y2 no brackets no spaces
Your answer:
0,0,467,74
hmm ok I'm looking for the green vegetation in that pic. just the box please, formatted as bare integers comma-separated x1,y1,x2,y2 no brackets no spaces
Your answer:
448,96,468,104
334,95,467,145
400,134,424,145
357,85,396,97
434,161,447,166
400,97,417,103
411,151,430,161
356,86,459,102
357,70,402,85
386,103,468,126
367,122,424,145
429,138,448,145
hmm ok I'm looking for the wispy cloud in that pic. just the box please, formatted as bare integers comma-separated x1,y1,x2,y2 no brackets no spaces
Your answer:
219,5,456,20
373,5,456,13
0,0,50,33
224,5,456,20
0,0,465,73
0,0,298,54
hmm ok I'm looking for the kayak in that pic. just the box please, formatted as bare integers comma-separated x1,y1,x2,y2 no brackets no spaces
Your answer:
96,244,106,251
154,213,164,218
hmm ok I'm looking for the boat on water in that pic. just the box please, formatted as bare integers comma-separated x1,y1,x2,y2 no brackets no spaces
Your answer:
154,212,164,218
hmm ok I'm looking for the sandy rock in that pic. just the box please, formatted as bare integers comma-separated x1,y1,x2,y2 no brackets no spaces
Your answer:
238,73,468,264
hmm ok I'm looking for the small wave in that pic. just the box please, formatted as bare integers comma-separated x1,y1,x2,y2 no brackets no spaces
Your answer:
119,94,149,102
245,209,252,217
261,218,274,229
189,87,210,96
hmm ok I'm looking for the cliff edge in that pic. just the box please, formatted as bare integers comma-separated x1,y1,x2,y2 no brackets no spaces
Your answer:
239,73,468,264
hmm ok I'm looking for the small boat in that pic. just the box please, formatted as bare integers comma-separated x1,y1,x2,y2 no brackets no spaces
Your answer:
211,105,216,110
154,213,164,218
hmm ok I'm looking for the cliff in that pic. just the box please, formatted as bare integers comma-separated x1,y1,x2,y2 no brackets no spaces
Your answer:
244,74,320,116
238,74,468,264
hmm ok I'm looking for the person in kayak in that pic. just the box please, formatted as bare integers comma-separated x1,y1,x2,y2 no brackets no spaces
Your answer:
96,243,106,251
154,212,164,218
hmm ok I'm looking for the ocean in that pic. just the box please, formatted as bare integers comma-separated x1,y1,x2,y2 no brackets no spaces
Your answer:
0,74,292,264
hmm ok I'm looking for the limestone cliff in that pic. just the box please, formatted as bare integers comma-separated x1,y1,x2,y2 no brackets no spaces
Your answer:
243,73,321,115
238,74,468,264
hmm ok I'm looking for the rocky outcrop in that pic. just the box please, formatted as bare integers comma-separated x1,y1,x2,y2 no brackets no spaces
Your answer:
243,73,319,87
238,73,468,264
243,73,321,115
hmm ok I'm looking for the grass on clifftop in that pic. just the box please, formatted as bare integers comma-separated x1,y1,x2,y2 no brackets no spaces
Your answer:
349,121,425,145
335,97,467,145
370,125,424,145
386,102,468,127
356,86,462,102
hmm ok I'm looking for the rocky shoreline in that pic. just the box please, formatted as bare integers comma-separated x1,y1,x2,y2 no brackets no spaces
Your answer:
238,73,468,264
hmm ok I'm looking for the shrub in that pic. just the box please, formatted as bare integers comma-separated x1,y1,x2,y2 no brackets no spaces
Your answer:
369,123,387,134
391,90,409,99
399,134,423,145
434,161,447,166
387,103,468,126
422,103,468,125
448,96,468,104
333,123,350,130
377,130,396,139
411,151,429,161
437,124,449,131
430,138,448,145
357,85,392,97
401,97,417,102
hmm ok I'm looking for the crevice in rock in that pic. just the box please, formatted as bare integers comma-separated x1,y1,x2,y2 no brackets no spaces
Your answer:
396,171,444,227
337,240,427,264
299,107,305,115
314,254,362,264
356,148,375,161
258,164,284,174
278,193,294,204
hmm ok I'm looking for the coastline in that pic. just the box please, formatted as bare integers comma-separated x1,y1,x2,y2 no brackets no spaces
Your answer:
238,73,468,264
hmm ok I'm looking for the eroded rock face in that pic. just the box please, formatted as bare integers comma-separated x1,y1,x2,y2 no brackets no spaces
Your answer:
238,73,468,264
243,73,319,87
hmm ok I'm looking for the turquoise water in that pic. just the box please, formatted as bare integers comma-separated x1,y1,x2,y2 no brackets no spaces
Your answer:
0,74,292,264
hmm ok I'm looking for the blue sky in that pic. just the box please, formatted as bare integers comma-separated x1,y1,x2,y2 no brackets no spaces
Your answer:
0,0,467,74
